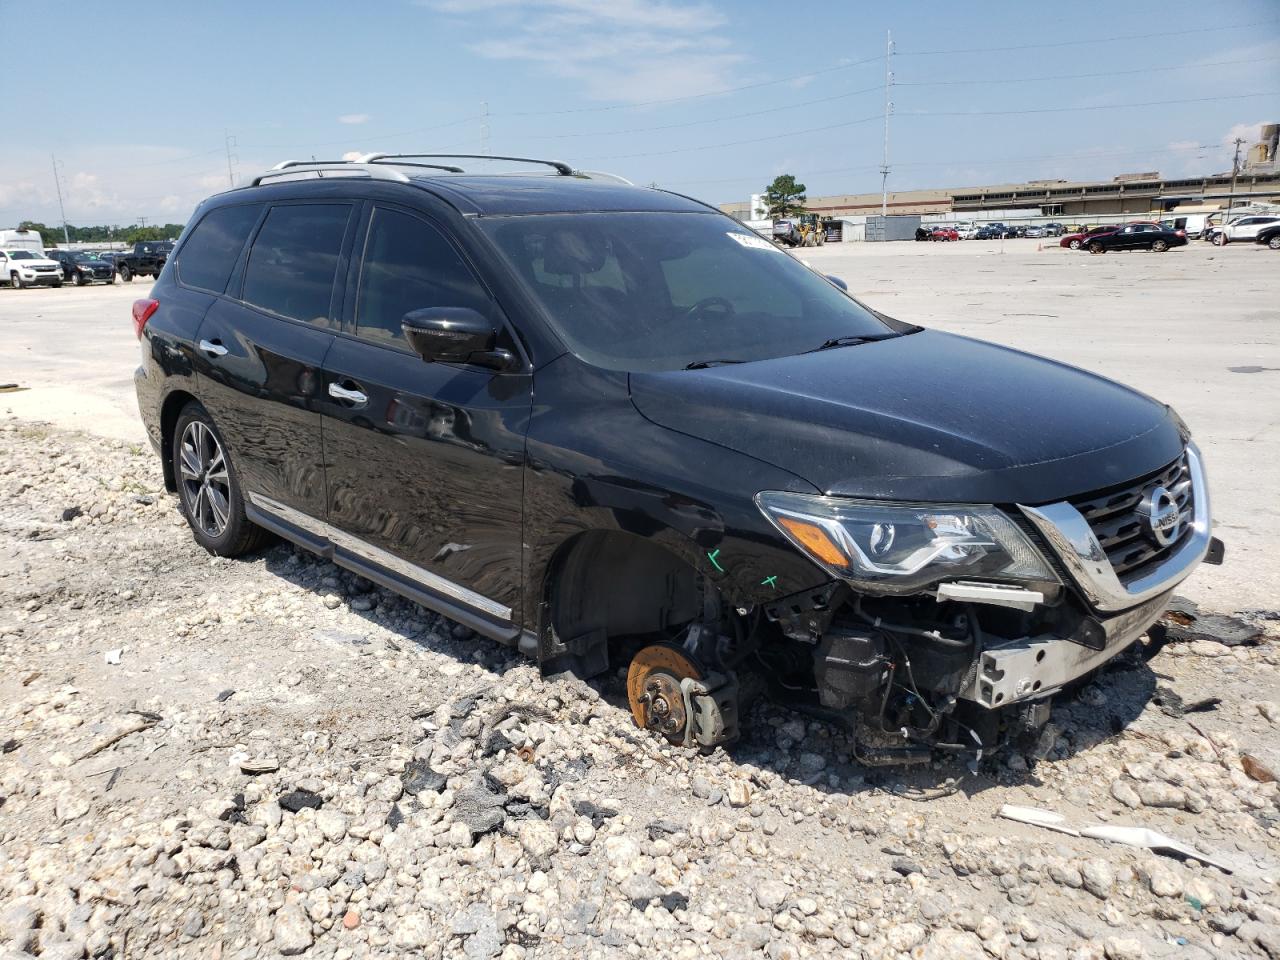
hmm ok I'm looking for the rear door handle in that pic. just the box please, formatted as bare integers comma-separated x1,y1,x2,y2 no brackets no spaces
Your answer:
198,338,228,358
328,381,368,405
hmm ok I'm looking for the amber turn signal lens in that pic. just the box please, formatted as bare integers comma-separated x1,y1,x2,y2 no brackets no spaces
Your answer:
777,516,849,567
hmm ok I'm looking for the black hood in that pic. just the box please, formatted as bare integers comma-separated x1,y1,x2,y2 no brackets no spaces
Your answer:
628,330,1185,504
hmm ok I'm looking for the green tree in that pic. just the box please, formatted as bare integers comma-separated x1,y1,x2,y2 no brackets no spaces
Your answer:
763,174,807,219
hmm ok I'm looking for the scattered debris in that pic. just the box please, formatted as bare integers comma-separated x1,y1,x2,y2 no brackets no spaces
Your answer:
1079,825,1233,874
1242,754,1277,784
999,805,1233,872
215,689,235,702
104,648,123,665
401,758,447,795
1152,686,1220,718
277,789,323,813
1160,597,1263,647
239,758,279,775
75,713,159,762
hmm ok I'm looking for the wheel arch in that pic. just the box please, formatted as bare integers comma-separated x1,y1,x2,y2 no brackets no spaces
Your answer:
159,389,200,491
536,528,710,676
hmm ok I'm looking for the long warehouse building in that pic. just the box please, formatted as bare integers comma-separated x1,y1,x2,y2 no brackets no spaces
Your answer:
720,125,1280,222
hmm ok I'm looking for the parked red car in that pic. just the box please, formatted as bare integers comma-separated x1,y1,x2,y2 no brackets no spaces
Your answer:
930,226,959,242
1059,225,1118,250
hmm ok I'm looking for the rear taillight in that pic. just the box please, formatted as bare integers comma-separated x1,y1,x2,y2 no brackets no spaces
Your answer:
132,299,158,339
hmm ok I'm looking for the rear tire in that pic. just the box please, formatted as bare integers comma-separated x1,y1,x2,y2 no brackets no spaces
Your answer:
1152,239,1169,252
172,402,269,558
1088,242,1105,255
1212,233,1227,247
1269,235,1280,250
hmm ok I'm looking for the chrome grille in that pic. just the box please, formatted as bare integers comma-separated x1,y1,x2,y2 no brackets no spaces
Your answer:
1068,453,1193,580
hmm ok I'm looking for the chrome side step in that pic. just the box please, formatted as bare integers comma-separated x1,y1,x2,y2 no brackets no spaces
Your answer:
244,491,522,647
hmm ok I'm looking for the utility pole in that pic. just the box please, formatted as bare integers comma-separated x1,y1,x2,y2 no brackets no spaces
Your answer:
138,216,148,230
50,154,70,246
480,101,490,155
880,30,895,218
225,131,239,188
1227,136,1245,222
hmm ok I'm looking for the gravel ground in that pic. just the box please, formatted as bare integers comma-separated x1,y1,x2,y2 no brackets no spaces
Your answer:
3,420,1280,960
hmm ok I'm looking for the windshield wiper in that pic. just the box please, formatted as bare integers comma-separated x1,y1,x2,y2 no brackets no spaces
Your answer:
803,332,900,354
684,358,746,370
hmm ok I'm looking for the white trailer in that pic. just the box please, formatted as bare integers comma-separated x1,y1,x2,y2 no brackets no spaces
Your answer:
0,228,45,253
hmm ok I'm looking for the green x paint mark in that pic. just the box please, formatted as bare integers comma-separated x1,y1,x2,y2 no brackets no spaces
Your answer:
707,549,724,572
761,575,779,589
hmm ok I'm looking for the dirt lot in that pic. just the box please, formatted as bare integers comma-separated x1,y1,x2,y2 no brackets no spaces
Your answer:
1,239,1279,959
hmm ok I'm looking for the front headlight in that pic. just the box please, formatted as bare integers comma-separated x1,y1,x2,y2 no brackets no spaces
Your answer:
755,491,1056,594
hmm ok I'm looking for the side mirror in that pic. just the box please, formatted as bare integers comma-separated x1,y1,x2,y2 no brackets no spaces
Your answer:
401,307,514,370
825,274,848,291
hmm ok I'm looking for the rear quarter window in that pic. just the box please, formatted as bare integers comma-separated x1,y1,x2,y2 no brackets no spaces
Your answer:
176,204,263,293
242,204,352,325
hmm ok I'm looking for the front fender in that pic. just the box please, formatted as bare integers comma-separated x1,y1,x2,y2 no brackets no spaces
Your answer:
520,356,832,636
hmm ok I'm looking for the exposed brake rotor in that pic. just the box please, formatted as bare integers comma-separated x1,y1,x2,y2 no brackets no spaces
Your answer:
627,644,704,742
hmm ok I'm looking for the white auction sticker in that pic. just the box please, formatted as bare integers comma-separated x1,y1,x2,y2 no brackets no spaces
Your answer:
726,231,781,252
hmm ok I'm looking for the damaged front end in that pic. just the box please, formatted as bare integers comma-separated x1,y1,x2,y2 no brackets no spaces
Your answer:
729,444,1223,763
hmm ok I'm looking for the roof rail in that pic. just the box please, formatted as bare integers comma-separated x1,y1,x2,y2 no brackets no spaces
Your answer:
357,153,576,177
250,160,413,187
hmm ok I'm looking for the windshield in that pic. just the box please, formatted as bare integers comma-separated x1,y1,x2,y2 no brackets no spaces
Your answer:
75,253,100,262
9,250,39,260
479,212,895,371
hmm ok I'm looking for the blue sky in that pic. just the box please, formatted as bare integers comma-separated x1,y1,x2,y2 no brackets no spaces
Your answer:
3,0,1277,226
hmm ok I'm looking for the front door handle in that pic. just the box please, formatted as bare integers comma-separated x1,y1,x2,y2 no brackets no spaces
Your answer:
198,338,228,358
328,381,368,405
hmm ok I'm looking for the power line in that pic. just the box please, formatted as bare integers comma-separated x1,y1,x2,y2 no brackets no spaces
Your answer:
245,116,482,151
572,88,1264,164
525,84,883,140
904,90,1280,118
131,147,226,168
898,17,1280,55
501,53,886,117
575,113,884,163
896,57,1257,86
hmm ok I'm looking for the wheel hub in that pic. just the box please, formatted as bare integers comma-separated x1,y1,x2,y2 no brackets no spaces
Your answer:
627,645,703,742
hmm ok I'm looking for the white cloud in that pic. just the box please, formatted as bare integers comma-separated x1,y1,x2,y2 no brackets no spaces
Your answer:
338,114,370,125
0,145,246,226
341,151,364,161
424,0,743,103
1222,120,1265,148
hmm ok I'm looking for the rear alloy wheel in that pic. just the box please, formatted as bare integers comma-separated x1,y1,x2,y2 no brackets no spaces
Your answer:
173,404,268,557
1068,239,1081,250
1152,239,1169,252
1269,235,1280,250
1088,241,1105,254
627,644,705,744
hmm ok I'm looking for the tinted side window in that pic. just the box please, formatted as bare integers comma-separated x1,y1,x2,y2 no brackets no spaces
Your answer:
243,204,351,325
354,207,492,347
176,204,262,293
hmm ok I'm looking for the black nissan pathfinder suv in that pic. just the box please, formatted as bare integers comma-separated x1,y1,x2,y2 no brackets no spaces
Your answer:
134,154,1222,760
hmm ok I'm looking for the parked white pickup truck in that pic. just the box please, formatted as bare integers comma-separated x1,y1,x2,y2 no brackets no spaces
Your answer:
0,248,64,287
